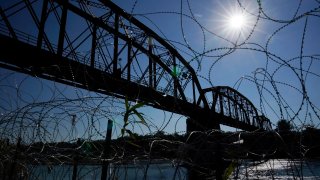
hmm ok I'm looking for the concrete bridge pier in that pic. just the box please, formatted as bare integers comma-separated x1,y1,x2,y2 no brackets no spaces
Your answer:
185,117,226,180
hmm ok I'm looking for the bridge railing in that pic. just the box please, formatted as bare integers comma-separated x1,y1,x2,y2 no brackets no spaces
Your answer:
0,22,188,102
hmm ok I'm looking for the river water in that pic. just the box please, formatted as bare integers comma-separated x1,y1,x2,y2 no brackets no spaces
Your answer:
26,159,320,179
235,159,320,179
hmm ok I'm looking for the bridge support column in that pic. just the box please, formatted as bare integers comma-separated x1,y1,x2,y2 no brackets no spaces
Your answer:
186,115,220,134
185,117,224,180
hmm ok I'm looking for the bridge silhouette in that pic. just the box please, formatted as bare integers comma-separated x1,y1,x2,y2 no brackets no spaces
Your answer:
0,0,271,132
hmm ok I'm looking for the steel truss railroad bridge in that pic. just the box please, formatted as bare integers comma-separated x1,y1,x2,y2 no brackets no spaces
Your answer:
0,0,272,132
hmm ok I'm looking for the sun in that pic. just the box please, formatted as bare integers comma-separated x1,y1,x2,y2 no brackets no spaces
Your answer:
208,1,258,42
228,13,247,31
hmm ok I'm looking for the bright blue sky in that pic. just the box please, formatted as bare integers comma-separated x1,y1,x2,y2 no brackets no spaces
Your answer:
112,0,320,128
0,0,320,141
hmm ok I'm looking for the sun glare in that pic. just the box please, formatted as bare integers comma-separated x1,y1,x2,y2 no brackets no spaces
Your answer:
228,13,247,30
210,2,257,42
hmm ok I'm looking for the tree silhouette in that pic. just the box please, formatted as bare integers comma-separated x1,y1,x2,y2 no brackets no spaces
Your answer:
276,119,293,132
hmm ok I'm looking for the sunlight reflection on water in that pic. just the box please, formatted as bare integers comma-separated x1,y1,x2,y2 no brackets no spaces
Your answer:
234,159,320,179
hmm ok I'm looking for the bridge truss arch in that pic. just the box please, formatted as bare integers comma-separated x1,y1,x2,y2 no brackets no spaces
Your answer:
201,86,272,131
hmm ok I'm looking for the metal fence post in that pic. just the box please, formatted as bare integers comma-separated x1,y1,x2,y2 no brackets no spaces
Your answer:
72,139,81,180
101,119,113,180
